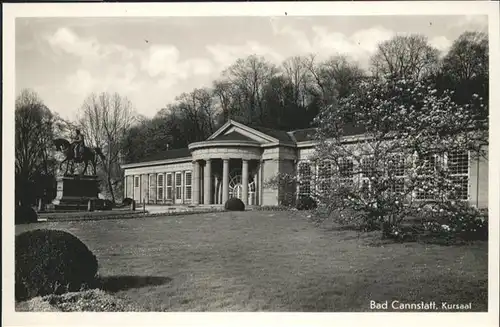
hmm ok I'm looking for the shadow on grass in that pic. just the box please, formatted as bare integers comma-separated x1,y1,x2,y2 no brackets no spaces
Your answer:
98,275,172,293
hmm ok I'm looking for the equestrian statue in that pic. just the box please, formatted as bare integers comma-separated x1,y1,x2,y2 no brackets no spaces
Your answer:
53,128,106,176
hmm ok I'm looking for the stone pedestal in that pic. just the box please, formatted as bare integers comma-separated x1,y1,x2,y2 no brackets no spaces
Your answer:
52,175,100,211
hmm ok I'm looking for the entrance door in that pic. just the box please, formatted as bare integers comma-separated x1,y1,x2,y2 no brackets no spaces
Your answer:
233,184,242,199
174,172,183,204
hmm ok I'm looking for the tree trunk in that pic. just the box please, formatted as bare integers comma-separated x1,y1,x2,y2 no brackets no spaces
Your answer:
107,175,116,203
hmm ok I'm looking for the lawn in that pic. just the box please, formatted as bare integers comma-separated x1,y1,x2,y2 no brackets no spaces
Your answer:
15,210,488,312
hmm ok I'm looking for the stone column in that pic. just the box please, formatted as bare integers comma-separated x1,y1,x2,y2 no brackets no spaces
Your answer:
148,173,151,203
124,175,127,199
254,170,259,206
222,159,230,204
242,159,249,205
192,160,200,205
259,160,264,206
204,159,212,205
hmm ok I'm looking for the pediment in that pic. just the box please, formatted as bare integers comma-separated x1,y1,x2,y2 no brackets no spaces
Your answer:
207,120,279,144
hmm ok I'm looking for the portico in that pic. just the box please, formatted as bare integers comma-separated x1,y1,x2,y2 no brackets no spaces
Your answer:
190,158,260,206
189,138,263,205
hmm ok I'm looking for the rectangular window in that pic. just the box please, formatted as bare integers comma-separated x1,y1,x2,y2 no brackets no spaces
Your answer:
134,176,140,188
416,153,439,200
317,160,332,195
448,150,469,201
388,154,405,195
360,156,375,177
166,173,173,200
185,171,192,201
338,158,354,187
298,161,312,198
157,174,164,201
388,154,405,177
360,156,375,195
175,172,182,200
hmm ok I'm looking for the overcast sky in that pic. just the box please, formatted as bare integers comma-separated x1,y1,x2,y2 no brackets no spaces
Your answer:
16,15,487,120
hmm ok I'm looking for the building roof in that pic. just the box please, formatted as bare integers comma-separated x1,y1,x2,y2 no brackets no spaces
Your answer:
124,121,368,166
137,147,191,164
249,125,296,144
288,124,366,142
288,128,318,142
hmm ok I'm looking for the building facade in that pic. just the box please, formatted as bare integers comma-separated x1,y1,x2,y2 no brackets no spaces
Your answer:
121,120,489,208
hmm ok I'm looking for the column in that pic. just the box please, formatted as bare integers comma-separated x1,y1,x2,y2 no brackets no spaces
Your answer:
242,159,249,205
204,159,212,205
254,171,258,206
259,160,264,206
192,161,200,205
124,175,127,199
222,159,230,204
148,173,151,203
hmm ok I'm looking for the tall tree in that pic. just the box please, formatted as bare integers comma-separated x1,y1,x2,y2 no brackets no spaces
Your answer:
212,79,237,124
370,34,440,80
435,31,488,119
442,31,488,81
78,92,135,203
15,89,57,206
222,55,279,125
175,88,217,142
302,54,366,124
282,55,312,109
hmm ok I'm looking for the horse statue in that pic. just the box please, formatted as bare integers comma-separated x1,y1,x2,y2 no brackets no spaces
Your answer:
53,138,106,176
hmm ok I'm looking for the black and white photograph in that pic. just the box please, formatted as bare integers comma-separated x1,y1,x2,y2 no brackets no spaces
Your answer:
3,2,499,327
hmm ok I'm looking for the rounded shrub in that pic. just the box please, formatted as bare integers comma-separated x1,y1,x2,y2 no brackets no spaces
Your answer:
122,198,133,206
224,197,245,211
296,196,317,211
15,206,38,225
15,229,98,301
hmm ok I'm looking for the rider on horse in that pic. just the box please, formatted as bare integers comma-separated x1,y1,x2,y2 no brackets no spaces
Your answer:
72,129,85,160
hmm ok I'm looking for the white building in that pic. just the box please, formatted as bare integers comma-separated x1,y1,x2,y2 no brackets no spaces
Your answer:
121,120,488,208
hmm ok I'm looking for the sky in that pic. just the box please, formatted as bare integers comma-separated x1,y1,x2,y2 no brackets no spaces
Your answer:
16,15,488,120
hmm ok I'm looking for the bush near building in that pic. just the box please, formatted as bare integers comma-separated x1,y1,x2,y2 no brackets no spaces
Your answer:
224,197,245,211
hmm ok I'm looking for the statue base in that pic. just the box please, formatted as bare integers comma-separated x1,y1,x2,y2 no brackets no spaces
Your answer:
52,175,108,211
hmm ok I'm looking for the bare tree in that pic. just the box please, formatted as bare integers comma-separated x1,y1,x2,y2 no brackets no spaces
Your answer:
78,92,135,203
212,79,237,123
175,88,217,142
442,31,488,81
15,89,56,205
282,55,312,108
370,34,440,80
222,55,279,125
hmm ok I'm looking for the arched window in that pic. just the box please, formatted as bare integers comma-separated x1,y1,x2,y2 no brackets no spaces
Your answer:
227,169,256,204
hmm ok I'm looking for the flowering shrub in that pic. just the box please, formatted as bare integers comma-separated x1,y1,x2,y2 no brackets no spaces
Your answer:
308,74,487,239
422,201,487,242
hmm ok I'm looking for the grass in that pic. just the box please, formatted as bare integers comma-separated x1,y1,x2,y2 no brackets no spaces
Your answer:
15,210,488,312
